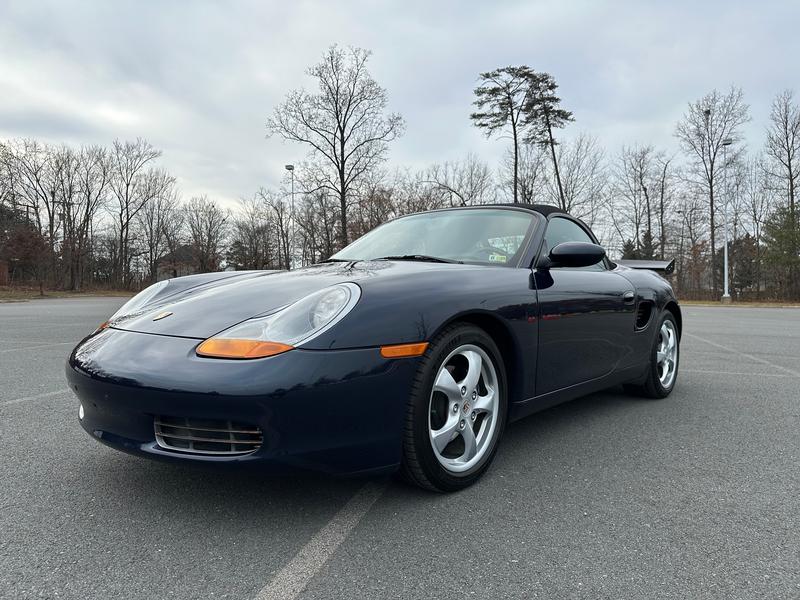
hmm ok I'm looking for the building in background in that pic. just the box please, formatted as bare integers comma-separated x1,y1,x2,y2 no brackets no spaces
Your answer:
156,245,197,281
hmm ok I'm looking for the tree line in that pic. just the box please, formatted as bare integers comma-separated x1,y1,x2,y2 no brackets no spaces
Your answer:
1,45,799,300
0,138,228,290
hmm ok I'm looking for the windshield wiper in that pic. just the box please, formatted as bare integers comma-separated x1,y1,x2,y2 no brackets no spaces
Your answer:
376,254,463,264
321,258,352,262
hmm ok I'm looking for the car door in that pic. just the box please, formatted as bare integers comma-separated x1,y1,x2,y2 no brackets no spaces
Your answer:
534,216,636,396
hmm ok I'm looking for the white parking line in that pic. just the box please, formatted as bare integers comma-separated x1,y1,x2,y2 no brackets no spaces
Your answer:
0,389,71,407
684,332,800,378
684,369,799,379
255,481,386,600
0,341,74,354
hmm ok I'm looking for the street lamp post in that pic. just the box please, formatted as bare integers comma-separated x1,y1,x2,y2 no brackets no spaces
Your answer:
285,164,294,269
721,138,733,303
676,208,685,297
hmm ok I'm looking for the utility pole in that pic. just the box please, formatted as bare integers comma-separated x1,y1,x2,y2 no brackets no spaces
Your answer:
285,164,295,269
721,138,733,304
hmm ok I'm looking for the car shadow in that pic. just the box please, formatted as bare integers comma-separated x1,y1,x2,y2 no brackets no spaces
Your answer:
84,384,639,509
383,385,641,501
505,384,640,441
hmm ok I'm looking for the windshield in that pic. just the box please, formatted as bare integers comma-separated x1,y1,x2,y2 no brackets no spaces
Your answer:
330,208,537,266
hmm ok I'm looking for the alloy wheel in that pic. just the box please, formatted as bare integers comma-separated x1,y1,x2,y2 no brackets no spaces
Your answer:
428,344,499,473
656,319,678,388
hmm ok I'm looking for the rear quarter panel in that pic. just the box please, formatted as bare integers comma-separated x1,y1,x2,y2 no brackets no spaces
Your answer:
615,265,682,367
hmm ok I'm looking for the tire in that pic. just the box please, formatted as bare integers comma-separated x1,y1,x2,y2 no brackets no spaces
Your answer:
626,311,680,399
399,323,507,492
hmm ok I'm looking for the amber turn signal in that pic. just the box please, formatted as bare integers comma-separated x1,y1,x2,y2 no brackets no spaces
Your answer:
196,339,294,359
380,342,429,358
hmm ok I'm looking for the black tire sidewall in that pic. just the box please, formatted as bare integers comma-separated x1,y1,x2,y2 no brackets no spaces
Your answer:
410,324,507,491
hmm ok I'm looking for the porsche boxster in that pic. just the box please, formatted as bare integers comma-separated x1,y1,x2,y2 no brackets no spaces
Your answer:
67,204,681,491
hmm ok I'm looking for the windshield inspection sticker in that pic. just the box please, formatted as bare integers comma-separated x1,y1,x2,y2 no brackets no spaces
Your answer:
489,254,507,263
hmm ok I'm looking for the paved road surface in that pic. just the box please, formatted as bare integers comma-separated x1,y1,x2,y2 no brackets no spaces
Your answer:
1,298,798,599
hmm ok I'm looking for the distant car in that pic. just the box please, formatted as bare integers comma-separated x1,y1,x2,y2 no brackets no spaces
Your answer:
67,204,681,492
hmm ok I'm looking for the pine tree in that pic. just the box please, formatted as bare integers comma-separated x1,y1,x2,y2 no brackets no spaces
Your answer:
763,205,800,299
639,230,656,260
522,72,574,210
621,239,639,259
471,67,573,206
471,66,536,204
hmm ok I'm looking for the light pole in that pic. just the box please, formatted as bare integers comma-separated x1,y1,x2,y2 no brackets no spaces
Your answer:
285,164,294,269
721,138,733,303
675,208,685,296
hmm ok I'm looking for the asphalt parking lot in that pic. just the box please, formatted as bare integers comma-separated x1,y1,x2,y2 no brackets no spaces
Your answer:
1,298,798,599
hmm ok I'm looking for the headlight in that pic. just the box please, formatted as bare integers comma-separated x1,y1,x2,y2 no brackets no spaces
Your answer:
97,280,170,330
196,283,361,359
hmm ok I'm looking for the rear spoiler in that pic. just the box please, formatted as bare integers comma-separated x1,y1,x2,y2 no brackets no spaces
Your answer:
615,258,675,275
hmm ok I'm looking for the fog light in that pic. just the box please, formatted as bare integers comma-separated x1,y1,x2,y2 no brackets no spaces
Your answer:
78,404,84,420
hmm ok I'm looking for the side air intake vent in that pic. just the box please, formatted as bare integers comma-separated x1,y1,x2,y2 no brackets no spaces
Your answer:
155,417,262,456
635,301,654,330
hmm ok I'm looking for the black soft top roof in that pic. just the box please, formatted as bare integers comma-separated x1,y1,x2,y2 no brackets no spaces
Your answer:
473,203,566,217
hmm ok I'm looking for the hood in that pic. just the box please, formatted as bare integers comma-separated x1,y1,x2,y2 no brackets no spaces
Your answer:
109,261,476,339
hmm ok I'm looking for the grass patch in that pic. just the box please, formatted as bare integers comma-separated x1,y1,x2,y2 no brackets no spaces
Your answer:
680,299,800,308
0,286,134,302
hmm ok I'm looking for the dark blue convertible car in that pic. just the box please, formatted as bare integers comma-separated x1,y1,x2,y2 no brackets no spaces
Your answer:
67,204,681,491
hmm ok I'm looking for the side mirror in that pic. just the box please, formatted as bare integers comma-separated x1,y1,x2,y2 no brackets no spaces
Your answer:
538,242,606,269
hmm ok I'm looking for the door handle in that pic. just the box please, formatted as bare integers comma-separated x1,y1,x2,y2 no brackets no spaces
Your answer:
623,291,635,304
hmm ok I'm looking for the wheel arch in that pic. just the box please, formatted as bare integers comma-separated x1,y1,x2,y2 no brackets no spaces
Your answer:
434,311,524,409
664,300,682,336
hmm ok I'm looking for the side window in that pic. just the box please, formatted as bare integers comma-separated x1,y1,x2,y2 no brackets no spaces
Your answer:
543,217,606,271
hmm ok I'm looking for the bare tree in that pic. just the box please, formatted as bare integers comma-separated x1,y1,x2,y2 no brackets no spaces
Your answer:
742,157,770,233
391,168,447,215
426,154,495,206
675,86,750,295
267,45,404,247
548,134,605,227
228,196,276,270
609,145,675,258
654,154,676,259
674,192,709,296
764,89,800,294
108,139,165,287
349,169,396,240
0,142,9,206
70,146,111,289
610,145,651,251
137,182,180,283
52,145,81,288
740,156,771,298
258,189,292,270
296,188,340,264
500,144,546,204
3,139,61,277
161,203,186,272
184,196,229,272
765,90,800,216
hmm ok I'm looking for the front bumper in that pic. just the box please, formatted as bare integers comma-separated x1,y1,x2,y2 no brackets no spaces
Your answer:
66,328,420,475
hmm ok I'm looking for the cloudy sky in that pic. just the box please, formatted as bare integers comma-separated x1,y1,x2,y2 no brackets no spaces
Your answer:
1,0,798,207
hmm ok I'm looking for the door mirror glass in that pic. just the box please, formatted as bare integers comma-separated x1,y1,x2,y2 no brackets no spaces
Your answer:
543,242,606,268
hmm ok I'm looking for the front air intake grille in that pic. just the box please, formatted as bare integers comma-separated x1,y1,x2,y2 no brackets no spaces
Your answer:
154,416,262,456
